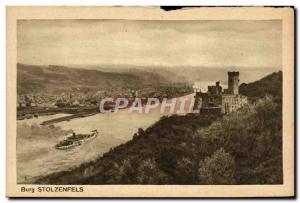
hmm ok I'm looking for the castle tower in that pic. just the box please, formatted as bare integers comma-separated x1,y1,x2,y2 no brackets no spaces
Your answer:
228,71,239,95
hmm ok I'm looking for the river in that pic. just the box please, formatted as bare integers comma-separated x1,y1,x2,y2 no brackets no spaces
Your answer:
17,93,195,183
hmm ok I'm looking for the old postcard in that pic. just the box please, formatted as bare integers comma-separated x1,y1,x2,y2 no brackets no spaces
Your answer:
6,6,294,197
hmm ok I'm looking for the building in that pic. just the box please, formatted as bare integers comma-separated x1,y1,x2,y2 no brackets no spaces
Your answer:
194,71,247,114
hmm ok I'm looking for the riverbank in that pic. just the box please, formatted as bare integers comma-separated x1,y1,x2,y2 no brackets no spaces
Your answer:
17,106,98,120
40,111,98,125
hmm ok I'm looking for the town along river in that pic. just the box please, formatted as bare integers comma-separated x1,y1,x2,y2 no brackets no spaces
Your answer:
17,94,195,183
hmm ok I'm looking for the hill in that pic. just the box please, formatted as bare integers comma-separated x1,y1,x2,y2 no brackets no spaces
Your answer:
35,71,283,185
18,63,279,95
239,71,282,102
17,64,173,94
69,64,280,84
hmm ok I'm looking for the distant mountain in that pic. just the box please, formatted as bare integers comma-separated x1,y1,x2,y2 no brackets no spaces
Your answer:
36,71,283,185
18,63,279,94
17,64,172,94
68,64,280,84
69,64,185,83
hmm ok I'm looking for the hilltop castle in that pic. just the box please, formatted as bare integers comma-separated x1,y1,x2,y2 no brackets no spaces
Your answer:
194,71,247,114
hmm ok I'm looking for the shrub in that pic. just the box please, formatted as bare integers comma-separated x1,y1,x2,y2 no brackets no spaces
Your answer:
198,148,236,184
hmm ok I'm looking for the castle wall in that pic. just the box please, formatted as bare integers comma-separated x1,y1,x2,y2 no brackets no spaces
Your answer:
199,93,222,108
221,94,247,114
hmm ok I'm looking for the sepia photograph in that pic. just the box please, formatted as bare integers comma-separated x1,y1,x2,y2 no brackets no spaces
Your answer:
6,6,294,197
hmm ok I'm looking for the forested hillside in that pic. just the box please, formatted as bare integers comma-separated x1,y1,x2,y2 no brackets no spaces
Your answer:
239,71,282,102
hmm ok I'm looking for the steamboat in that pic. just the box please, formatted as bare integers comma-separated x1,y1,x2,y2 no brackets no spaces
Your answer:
55,130,98,150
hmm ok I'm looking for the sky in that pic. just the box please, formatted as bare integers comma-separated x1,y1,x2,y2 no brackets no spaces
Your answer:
17,20,282,69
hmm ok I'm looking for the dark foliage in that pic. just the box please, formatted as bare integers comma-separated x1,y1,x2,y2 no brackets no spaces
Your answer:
239,71,282,103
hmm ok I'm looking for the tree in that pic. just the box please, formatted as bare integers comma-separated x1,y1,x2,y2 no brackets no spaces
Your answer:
136,158,169,184
175,156,196,184
198,148,236,184
118,159,135,183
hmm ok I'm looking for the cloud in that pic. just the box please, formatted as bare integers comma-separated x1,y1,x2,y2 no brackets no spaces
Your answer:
17,20,282,68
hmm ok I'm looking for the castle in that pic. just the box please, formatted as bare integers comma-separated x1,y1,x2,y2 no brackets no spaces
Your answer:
194,71,247,114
